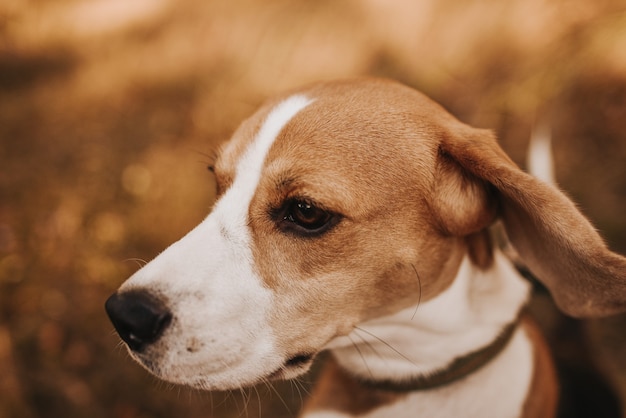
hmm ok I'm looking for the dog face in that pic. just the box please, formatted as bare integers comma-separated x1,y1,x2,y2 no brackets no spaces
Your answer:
106,78,626,391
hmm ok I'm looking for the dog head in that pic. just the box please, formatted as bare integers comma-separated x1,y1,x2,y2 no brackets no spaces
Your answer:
105,78,626,390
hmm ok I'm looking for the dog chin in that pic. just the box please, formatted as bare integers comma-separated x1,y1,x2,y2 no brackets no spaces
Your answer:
130,349,315,391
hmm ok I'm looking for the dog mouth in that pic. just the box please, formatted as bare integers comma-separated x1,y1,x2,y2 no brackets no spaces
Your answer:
285,353,314,368
267,353,315,380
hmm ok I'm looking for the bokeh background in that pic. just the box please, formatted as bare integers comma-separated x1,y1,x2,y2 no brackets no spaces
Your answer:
1,0,626,417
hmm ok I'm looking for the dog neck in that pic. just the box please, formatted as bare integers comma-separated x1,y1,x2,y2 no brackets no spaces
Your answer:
356,316,520,392
325,250,530,386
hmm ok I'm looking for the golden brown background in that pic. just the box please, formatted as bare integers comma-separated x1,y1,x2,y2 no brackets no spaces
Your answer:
1,0,625,417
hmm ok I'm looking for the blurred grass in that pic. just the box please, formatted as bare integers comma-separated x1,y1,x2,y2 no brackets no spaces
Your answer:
0,0,625,417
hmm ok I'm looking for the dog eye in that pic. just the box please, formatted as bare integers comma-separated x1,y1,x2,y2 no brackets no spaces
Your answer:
277,199,338,236
288,201,329,227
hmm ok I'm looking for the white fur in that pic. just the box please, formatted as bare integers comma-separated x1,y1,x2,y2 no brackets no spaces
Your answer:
119,94,313,389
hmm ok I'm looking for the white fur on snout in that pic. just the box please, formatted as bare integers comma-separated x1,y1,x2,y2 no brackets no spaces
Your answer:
119,94,313,389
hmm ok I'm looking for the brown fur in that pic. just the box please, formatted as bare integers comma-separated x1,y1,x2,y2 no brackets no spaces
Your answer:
465,229,495,270
521,315,559,418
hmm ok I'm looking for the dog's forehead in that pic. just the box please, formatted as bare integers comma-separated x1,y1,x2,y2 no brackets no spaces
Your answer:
219,79,450,170
262,81,448,206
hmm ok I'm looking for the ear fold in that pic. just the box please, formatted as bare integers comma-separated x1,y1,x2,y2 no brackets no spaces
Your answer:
437,124,626,318
430,151,498,237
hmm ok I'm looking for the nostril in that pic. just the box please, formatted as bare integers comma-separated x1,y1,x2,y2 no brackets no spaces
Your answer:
105,290,172,352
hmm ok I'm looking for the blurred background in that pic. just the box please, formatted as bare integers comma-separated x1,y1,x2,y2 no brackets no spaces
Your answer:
1,0,625,417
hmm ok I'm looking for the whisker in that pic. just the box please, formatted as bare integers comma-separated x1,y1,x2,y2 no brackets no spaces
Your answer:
348,334,374,379
228,388,239,415
191,147,220,172
410,263,422,320
259,378,271,409
354,326,417,367
191,146,220,160
252,384,262,418
352,328,386,363
247,387,255,418
236,389,247,417
214,389,232,410
295,376,311,398
290,379,303,408
267,380,293,415
238,387,251,418
290,377,311,409
123,258,148,268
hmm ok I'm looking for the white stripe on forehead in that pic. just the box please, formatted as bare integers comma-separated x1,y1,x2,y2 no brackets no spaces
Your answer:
214,95,314,244
234,95,313,202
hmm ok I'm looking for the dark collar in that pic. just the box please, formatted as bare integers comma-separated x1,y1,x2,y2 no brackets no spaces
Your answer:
354,317,520,393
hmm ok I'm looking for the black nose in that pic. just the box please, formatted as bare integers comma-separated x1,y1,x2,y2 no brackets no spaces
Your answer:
105,290,172,352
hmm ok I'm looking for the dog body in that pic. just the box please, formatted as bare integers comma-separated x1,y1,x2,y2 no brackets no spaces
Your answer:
106,79,626,417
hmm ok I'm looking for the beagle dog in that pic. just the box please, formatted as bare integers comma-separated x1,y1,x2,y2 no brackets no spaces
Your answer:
105,78,626,417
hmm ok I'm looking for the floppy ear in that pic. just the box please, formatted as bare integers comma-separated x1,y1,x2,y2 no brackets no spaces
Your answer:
436,124,626,318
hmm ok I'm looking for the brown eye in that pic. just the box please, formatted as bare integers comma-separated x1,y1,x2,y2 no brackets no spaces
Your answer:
276,199,339,236
288,201,330,228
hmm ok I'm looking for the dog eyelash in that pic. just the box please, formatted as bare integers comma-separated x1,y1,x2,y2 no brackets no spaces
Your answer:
205,147,220,173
